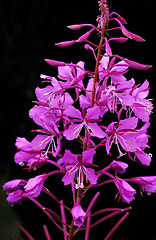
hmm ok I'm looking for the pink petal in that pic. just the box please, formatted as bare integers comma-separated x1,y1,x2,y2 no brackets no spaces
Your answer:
62,171,75,185
31,135,51,150
58,65,73,81
86,106,100,120
63,124,83,140
117,117,138,130
63,150,78,164
64,106,82,119
15,137,32,151
135,149,151,166
86,168,98,185
88,123,106,138
82,148,96,164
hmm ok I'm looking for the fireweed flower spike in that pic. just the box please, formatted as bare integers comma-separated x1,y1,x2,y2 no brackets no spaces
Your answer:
3,1,155,239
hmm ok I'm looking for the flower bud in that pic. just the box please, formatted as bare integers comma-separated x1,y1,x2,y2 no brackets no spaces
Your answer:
67,24,93,30
55,40,76,47
130,33,145,42
77,29,94,42
125,59,152,70
45,59,66,67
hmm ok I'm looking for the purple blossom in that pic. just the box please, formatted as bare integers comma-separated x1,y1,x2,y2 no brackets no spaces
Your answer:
114,177,136,204
29,87,74,126
134,122,151,166
24,174,48,198
58,61,86,100
34,81,74,108
6,190,24,205
31,119,62,157
106,117,138,157
14,137,47,169
98,55,129,85
71,203,86,227
3,179,26,193
58,61,85,85
62,149,97,189
79,78,108,118
110,160,128,174
63,105,105,140
130,80,153,122
101,79,135,113
131,176,156,195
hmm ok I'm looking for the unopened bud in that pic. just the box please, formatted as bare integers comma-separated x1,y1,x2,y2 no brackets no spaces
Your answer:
124,59,152,70
55,40,76,47
45,59,66,67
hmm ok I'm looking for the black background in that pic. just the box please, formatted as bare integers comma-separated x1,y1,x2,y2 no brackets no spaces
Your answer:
1,0,156,239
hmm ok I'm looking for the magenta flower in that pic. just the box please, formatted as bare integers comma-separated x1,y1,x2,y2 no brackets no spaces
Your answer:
79,77,108,118
6,190,24,205
129,80,153,122
114,177,136,204
102,79,135,113
106,117,138,157
3,179,26,193
110,160,128,174
71,203,86,227
131,176,156,195
62,149,97,189
31,119,62,157
63,105,105,140
132,122,151,166
134,135,151,166
14,137,47,169
58,61,85,85
34,81,74,109
30,85,74,126
98,54,129,85
58,61,86,100
24,174,48,198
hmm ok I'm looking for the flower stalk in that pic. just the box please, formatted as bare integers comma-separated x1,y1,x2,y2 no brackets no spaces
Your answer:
91,3,107,108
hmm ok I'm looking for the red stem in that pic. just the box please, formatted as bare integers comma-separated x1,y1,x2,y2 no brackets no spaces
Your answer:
91,21,106,108
43,225,51,240
104,212,129,240
84,211,91,240
60,200,68,240
16,222,35,240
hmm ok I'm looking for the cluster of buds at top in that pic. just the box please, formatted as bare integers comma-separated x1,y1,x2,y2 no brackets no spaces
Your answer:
3,1,155,240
